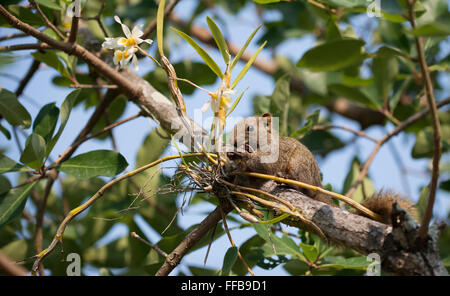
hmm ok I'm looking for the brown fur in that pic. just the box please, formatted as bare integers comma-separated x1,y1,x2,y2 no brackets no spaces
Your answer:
228,113,336,207
357,190,418,225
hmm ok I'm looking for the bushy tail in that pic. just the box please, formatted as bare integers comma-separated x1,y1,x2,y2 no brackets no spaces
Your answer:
354,190,418,225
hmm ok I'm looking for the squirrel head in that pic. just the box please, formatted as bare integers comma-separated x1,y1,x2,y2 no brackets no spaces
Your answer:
230,113,276,153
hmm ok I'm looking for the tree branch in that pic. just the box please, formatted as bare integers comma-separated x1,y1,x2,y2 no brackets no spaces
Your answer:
155,203,233,276
0,252,28,276
406,0,442,242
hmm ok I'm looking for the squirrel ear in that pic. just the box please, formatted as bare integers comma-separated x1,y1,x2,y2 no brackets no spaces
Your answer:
261,113,272,126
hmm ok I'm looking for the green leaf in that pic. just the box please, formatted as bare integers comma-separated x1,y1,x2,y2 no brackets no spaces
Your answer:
231,41,267,89
33,103,59,144
326,17,341,41
412,125,450,158
290,110,320,139
47,89,80,156
20,133,46,170
206,16,229,64
328,84,376,109
226,87,249,117
299,243,319,262
58,150,128,179
296,39,366,72
0,88,32,129
253,223,306,261
0,154,26,174
231,25,262,70
221,246,238,276
0,124,11,140
372,55,398,106
0,175,11,196
412,14,450,36
376,45,409,59
0,181,37,228
31,51,70,79
321,255,370,270
136,129,171,167
300,129,344,157
35,0,62,11
171,27,223,78
156,0,166,56
6,5,44,27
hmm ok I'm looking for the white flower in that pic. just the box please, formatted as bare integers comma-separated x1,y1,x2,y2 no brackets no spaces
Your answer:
201,87,236,113
113,47,139,70
102,16,153,50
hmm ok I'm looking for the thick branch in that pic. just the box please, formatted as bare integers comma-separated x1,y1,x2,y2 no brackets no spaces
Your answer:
260,181,447,275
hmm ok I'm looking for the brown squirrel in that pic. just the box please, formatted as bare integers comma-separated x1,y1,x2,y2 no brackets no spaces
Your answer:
227,113,418,225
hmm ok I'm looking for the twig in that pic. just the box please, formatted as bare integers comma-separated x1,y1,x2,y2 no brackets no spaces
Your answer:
406,0,442,242
344,97,450,198
130,232,168,258
16,59,40,97
155,203,233,276
82,0,109,38
32,153,213,274
68,83,118,89
218,205,255,276
142,0,181,39
29,0,65,40
33,172,57,276
312,124,377,142
0,252,28,276
0,43,52,51
0,32,28,42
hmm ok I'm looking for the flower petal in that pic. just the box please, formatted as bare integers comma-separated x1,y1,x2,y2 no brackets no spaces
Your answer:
137,38,153,46
102,37,125,49
132,55,139,71
201,101,211,113
114,15,132,38
113,50,122,65
132,24,144,38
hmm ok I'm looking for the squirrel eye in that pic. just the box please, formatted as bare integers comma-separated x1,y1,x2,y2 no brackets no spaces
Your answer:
246,125,254,132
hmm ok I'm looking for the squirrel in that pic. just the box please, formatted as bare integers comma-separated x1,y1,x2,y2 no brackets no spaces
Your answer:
226,113,418,225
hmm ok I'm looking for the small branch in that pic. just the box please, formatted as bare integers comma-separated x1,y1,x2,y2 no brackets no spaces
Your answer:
0,252,28,276
15,59,40,97
33,172,57,276
0,43,52,51
68,84,118,89
155,203,233,276
345,97,450,198
82,111,143,143
29,0,65,40
82,0,109,37
0,32,28,42
312,124,377,142
219,205,255,276
32,153,213,274
142,0,181,39
49,90,119,167
130,232,168,258
406,0,443,242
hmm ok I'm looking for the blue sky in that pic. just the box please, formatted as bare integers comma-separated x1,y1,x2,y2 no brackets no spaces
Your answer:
0,0,449,276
